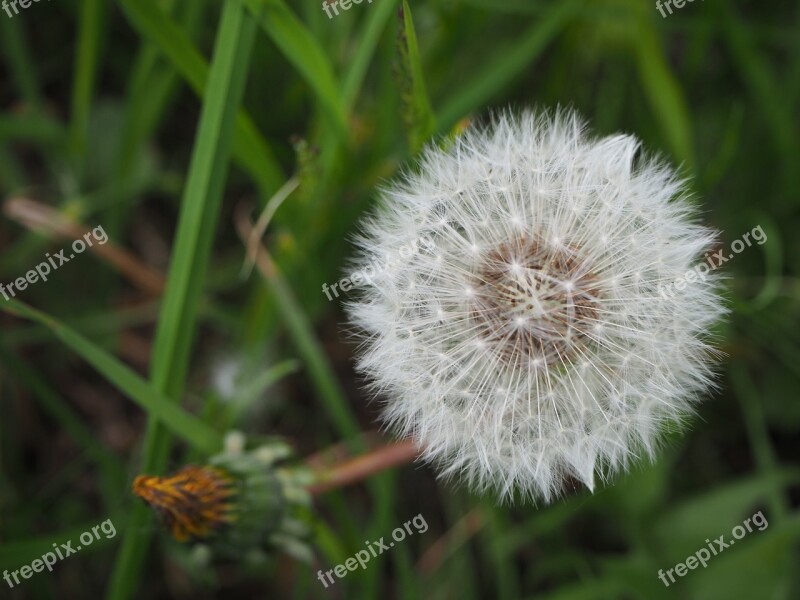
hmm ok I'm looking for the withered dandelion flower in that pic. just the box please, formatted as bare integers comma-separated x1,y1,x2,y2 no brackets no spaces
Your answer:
131,433,315,566
133,465,237,542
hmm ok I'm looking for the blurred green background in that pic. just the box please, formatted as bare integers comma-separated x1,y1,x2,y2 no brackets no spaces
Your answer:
1,0,798,598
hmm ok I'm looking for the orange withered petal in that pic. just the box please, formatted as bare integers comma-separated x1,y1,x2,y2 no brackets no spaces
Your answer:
133,465,237,542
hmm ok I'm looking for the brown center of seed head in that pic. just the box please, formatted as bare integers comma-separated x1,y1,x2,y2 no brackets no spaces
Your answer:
468,235,601,365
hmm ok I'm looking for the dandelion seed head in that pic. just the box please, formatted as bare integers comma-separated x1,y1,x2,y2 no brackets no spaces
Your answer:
347,108,726,503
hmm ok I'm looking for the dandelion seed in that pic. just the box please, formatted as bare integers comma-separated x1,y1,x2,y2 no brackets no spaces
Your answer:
347,108,726,503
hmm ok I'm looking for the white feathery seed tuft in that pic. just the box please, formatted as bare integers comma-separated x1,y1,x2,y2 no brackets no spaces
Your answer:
346,109,726,503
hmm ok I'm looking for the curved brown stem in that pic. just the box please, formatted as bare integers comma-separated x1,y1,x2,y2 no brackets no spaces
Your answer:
3,196,165,295
307,438,421,495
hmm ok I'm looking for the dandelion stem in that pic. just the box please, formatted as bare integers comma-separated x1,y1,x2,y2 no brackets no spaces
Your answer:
307,438,420,495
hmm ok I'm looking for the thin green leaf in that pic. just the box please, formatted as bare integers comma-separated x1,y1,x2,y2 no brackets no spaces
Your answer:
395,0,436,153
108,3,257,598
70,0,106,167
0,15,42,110
0,300,222,454
253,254,361,442
632,22,695,170
236,359,300,413
116,0,284,198
717,4,798,163
240,0,349,137
438,0,580,132
0,514,125,568
342,0,401,111
0,113,66,144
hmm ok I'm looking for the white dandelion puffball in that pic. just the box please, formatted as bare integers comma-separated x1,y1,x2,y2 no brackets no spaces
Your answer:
347,109,725,503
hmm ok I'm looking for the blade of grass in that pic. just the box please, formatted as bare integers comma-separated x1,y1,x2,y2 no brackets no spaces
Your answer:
480,505,518,600
255,0,396,302
123,0,182,97
115,0,284,198
719,4,796,155
701,103,744,190
70,0,106,174
342,0,400,111
396,0,436,153
240,0,348,138
716,2,800,193
0,514,126,567
438,0,580,132
236,212,361,442
1,301,159,347
0,144,25,190
0,300,222,454
107,0,208,240
216,358,301,432
632,21,695,171
0,350,126,507
106,3,258,597
0,113,66,145
0,16,42,110
236,209,397,597
729,363,789,522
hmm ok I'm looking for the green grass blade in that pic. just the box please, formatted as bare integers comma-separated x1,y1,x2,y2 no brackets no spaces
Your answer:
1,301,159,347
215,358,301,431
115,0,205,90
108,0,208,237
718,4,796,157
632,22,695,170
106,3,258,597
240,0,348,137
437,0,580,132
717,3,799,190
255,256,362,442
246,246,398,598
234,359,300,415
70,0,106,167
729,363,789,522
0,349,126,505
0,300,222,454
396,0,436,153
0,515,126,567
114,0,182,167
0,113,66,144
0,144,25,190
0,16,42,110
342,0,400,111
116,0,284,198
